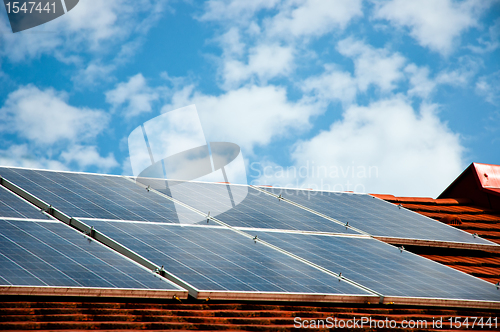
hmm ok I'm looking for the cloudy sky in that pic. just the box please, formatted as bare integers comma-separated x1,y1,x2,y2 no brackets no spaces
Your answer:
0,0,499,197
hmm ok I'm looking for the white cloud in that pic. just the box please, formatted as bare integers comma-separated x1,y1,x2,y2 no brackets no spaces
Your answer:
72,62,116,87
0,142,119,173
218,28,246,57
0,144,68,171
0,85,117,173
162,84,322,153
0,18,61,61
200,0,280,22
0,0,168,89
0,0,168,62
265,0,363,39
302,48,477,112
435,55,480,86
221,44,295,89
202,0,362,38
247,44,295,79
405,56,479,99
468,18,500,53
337,38,406,92
476,70,500,105
106,73,159,118
300,39,406,105
436,69,469,86
60,145,119,172
302,65,358,106
374,0,488,55
256,97,464,197
0,85,109,145
404,64,437,99
204,0,363,90
121,156,134,176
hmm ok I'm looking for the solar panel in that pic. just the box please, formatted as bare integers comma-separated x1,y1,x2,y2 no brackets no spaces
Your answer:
0,218,184,292
252,231,500,302
84,219,371,296
0,167,200,224
261,187,494,245
0,185,50,220
150,180,360,234
1,167,497,306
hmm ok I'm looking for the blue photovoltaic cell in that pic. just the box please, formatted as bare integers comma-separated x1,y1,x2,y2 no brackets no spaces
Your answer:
153,180,360,234
253,231,500,302
0,167,200,223
0,218,183,290
0,186,50,220
262,187,495,245
87,219,370,295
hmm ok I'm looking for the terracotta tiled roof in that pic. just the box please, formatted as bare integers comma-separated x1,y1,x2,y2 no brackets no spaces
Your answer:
3,163,500,326
1,299,497,331
371,194,500,285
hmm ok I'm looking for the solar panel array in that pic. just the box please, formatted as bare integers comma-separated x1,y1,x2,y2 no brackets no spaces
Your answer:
252,231,498,301
0,166,499,304
87,220,368,295
0,167,201,223
152,180,359,234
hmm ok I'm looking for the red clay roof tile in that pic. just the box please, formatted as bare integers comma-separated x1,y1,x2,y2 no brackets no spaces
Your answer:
369,194,397,201
433,198,463,205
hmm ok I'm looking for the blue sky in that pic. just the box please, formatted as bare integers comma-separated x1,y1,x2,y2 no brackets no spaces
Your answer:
0,0,499,197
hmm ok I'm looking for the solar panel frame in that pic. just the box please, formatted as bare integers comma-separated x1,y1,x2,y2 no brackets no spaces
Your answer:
257,186,497,246
149,179,362,234
0,167,201,224
80,219,377,301
0,218,187,298
251,231,500,302
0,184,50,220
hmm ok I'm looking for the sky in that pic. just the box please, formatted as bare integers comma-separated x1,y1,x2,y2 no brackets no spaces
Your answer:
0,0,499,197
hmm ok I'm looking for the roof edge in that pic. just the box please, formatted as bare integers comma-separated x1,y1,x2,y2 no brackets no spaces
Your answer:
438,163,476,199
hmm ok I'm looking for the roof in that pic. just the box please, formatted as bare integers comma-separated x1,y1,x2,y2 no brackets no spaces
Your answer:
1,298,497,331
2,163,500,330
439,162,500,210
